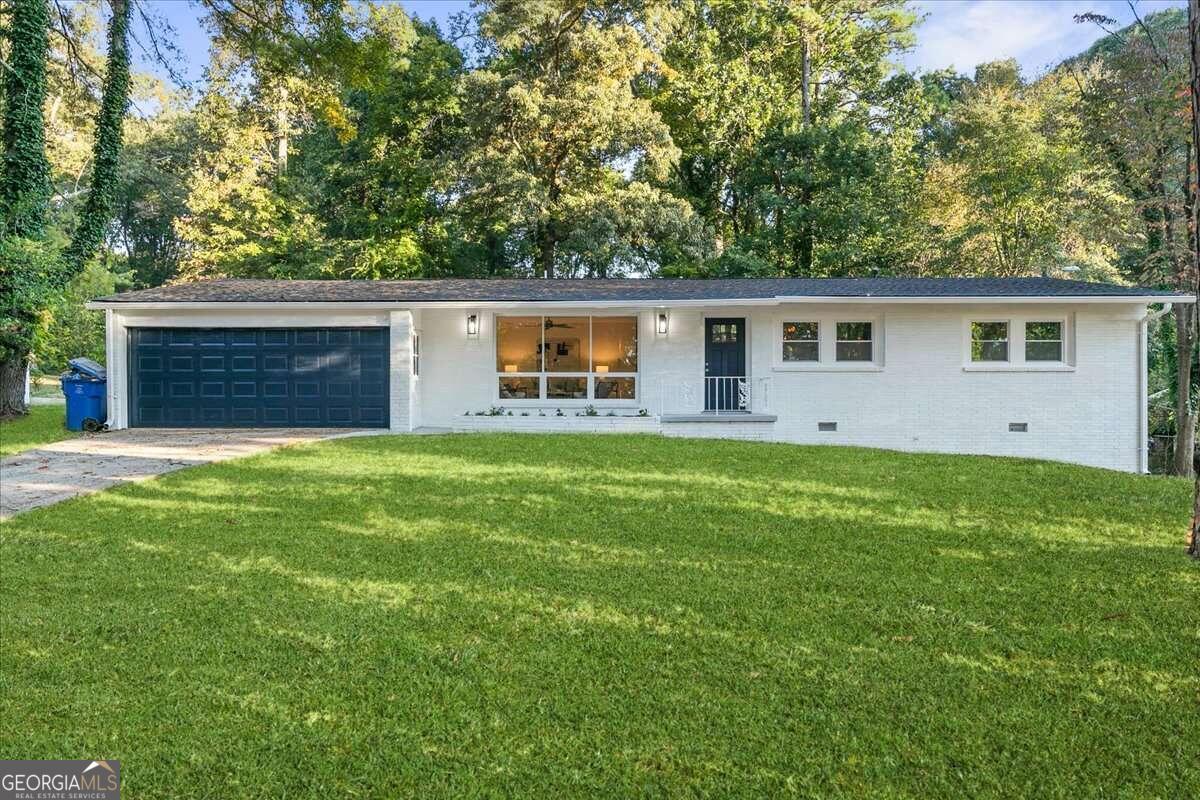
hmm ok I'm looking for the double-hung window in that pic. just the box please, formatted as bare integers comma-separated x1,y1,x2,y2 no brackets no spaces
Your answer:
836,322,873,362
782,322,820,362
1025,321,1063,362
966,318,1070,367
971,322,1009,362
496,315,637,401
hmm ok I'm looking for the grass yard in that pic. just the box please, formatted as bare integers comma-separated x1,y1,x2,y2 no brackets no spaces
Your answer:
30,373,64,399
0,404,75,457
0,434,1195,798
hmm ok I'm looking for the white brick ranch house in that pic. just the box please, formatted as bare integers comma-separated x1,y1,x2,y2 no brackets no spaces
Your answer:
88,277,1192,472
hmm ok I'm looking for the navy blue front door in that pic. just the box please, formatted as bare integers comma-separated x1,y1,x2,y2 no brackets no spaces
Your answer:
128,327,389,428
704,318,746,411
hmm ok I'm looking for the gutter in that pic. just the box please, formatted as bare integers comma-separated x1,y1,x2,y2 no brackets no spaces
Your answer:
85,294,1197,311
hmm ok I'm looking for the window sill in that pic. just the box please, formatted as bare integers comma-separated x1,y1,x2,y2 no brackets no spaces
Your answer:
772,364,884,373
961,364,1075,373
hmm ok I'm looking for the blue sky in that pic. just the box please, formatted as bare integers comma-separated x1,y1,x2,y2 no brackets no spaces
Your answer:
137,0,1187,88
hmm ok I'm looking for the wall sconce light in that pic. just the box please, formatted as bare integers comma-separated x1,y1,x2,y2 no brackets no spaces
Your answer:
656,312,669,335
466,313,479,338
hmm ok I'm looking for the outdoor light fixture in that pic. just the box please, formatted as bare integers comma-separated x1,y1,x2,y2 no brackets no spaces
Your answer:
657,312,669,335
466,313,479,337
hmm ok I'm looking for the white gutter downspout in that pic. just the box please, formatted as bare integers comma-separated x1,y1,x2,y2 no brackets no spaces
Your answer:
1139,303,1173,473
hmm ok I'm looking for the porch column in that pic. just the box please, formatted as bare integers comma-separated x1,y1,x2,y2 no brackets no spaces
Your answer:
389,310,414,432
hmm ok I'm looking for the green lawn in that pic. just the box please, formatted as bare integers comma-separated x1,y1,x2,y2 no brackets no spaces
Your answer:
0,404,75,457
1,434,1195,798
30,373,64,399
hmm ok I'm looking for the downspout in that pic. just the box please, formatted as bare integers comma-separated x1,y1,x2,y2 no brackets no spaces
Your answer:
1139,303,1173,473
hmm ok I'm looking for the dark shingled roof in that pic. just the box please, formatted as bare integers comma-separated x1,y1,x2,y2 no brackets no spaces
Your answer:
94,277,1182,304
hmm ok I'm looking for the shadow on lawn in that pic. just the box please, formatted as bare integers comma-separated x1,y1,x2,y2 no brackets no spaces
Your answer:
4,437,1197,799
9,435,1193,666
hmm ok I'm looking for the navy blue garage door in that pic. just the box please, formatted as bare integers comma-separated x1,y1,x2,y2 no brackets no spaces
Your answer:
129,327,389,428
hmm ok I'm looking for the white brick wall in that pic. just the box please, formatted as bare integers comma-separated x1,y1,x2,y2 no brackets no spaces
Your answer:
102,301,1147,472
417,303,1145,471
389,310,413,432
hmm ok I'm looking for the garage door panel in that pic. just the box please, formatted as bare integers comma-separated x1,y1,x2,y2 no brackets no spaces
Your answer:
129,327,389,428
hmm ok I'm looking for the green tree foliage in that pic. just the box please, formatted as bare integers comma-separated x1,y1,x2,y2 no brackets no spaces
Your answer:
176,3,466,281
0,0,55,415
1069,8,1197,475
453,0,710,277
63,0,132,269
114,106,193,287
652,0,922,276
286,7,466,279
916,61,1131,280
174,84,324,280
1,0,52,238
32,258,129,373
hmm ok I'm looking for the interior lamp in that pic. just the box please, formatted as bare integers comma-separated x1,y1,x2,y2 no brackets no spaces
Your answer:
595,365,609,374
504,364,518,373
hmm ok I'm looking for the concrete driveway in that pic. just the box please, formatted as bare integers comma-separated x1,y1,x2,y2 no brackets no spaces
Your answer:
1,428,374,520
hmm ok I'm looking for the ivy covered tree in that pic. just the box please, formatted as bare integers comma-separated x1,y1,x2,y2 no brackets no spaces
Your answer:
0,0,55,416
63,0,131,269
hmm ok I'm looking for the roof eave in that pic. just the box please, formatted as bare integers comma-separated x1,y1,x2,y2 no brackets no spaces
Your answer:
86,294,1194,311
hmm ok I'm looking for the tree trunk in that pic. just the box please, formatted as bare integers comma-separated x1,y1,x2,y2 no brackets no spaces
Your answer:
1187,0,1199,556
536,221,555,278
275,83,289,175
0,350,30,418
798,186,814,275
1172,303,1196,477
801,38,811,127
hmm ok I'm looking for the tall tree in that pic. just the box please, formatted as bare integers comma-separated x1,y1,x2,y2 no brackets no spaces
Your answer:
1074,8,1197,476
0,0,54,416
1,0,52,238
653,0,921,276
1188,0,1199,557
918,61,1130,280
454,0,709,278
64,0,131,269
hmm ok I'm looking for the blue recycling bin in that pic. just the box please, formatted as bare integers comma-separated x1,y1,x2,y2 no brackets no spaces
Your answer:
60,358,108,431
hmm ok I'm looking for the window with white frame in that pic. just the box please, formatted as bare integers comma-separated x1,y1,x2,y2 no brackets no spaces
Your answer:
1025,321,1063,361
495,315,637,401
836,322,873,361
971,321,1009,362
412,331,421,376
782,321,819,362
